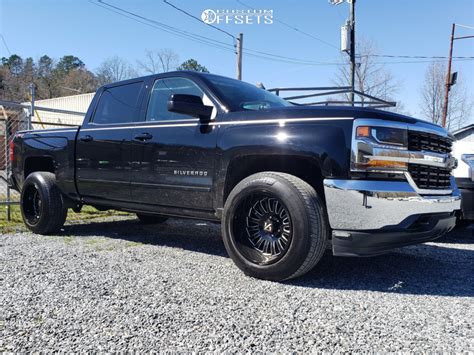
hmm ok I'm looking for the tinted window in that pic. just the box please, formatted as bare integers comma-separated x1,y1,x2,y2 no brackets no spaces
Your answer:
93,82,143,124
205,75,291,111
146,77,204,121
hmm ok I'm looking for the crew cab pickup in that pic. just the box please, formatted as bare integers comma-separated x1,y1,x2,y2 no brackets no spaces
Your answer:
9,71,461,281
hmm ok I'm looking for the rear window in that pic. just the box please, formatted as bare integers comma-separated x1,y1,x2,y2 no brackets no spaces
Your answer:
92,82,144,124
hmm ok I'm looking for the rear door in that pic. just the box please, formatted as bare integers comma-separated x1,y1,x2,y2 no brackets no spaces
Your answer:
130,76,218,210
76,80,145,202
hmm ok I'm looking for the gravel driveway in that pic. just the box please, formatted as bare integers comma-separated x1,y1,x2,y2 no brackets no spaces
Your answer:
1,217,473,352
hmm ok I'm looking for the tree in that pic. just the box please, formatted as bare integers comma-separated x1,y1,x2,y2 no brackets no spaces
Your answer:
138,49,179,74
36,55,57,99
420,61,472,131
334,39,401,111
96,56,137,86
3,54,24,75
55,55,84,76
0,54,32,101
0,54,97,101
177,58,210,73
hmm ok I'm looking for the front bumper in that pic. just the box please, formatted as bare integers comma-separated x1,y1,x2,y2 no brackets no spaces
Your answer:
323,178,461,256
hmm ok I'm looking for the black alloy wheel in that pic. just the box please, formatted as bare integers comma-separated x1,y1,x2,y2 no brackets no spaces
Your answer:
235,194,292,265
22,183,43,226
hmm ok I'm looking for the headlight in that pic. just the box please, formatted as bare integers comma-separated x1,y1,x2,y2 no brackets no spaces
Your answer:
356,126,408,148
352,123,409,173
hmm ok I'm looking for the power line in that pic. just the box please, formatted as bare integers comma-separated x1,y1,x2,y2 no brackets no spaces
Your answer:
368,58,473,65
363,54,474,59
236,1,474,63
0,34,12,56
89,1,474,67
91,1,236,53
236,0,340,51
455,23,474,30
91,0,340,66
160,0,340,65
162,0,236,41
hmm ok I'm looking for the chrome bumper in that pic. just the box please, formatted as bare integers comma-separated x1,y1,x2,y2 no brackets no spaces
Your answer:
323,177,461,230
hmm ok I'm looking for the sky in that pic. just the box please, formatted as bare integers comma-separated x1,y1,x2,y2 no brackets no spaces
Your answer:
1,0,474,120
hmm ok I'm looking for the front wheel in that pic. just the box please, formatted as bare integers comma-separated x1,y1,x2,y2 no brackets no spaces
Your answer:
20,172,67,234
222,172,329,281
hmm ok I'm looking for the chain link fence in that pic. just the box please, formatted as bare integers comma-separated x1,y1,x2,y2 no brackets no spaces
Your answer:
0,97,87,220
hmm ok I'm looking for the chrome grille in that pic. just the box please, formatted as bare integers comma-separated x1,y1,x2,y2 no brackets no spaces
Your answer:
408,164,451,190
408,131,452,154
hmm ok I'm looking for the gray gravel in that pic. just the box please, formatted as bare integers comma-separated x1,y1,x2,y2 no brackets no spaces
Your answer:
1,217,473,352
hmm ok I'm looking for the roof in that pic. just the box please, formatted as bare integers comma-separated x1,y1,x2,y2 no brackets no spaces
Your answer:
452,123,474,137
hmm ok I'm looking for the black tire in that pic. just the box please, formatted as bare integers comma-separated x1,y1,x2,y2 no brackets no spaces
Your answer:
136,213,168,224
222,172,329,281
20,172,67,234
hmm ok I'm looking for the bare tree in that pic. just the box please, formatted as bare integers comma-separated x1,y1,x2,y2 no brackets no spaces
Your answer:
420,61,472,131
96,56,137,86
138,49,179,74
334,39,402,111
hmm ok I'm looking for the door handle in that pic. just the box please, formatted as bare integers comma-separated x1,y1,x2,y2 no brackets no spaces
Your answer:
133,132,153,141
79,135,93,142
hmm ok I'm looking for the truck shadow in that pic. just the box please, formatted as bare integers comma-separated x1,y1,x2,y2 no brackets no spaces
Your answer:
63,218,474,298
293,246,474,297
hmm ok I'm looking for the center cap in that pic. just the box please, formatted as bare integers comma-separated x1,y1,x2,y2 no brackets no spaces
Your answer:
263,220,273,233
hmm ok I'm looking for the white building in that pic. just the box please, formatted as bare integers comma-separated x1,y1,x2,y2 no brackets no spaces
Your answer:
27,92,95,129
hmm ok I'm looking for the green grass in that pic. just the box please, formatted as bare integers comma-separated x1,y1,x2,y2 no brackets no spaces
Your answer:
0,205,130,234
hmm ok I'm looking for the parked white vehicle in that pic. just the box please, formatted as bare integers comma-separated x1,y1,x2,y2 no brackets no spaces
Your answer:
452,140,474,222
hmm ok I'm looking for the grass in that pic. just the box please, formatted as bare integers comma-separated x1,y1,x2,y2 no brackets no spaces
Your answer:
0,204,130,234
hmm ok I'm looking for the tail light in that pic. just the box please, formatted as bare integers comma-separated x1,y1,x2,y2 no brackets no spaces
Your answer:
9,140,14,163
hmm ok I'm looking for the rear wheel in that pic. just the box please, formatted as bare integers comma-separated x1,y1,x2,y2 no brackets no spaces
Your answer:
222,172,329,281
136,213,168,224
21,172,67,234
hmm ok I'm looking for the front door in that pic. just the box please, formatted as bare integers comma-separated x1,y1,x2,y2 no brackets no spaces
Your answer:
130,76,218,210
76,80,145,202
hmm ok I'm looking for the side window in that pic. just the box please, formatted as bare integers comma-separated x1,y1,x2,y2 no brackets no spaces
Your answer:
92,82,143,124
146,77,204,121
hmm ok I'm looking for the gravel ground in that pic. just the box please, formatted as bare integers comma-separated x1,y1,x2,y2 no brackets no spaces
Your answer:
0,217,473,352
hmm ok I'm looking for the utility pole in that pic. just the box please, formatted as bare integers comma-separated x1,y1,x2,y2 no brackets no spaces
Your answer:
441,24,455,128
330,0,356,105
441,23,474,128
236,33,243,80
349,0,356,105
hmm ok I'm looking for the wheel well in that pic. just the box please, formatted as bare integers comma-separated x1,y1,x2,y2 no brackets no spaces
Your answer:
223,155,325,205
24,157,55,179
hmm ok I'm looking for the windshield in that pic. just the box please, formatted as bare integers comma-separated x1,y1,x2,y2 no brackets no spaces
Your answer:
204,75,292,111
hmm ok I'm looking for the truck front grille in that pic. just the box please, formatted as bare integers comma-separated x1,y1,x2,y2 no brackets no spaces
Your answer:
408,131,452,154
408,164,451,190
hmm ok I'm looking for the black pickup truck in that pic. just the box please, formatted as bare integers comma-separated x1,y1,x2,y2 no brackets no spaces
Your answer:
9,71,461,281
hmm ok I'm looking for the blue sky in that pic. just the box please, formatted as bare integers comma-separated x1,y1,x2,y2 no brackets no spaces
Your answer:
1,0,473,119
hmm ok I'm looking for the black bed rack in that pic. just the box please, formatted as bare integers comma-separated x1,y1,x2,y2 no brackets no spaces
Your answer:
268,86,396,109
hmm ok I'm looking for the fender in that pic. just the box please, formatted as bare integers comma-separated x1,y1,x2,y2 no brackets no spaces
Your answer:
214,115,353,209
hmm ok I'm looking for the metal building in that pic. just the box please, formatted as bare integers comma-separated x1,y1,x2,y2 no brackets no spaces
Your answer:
26,92,94,129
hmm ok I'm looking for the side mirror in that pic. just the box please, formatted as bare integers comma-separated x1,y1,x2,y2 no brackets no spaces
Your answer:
167,94,213,122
